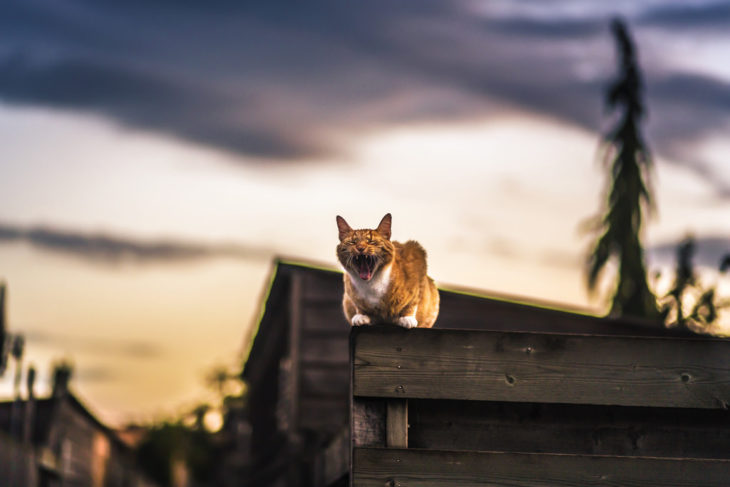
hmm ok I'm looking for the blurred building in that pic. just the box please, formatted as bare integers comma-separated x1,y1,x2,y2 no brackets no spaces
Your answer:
0,282,7,376
238,259,678,487
214,394,252,487
0,373,156,487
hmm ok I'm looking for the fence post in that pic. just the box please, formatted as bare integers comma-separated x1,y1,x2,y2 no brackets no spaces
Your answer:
386,400,408,448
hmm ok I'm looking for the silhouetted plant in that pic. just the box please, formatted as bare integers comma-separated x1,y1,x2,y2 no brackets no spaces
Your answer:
135,365,247,486
721,255,730,273
205,364,241,399
587,19,659,320
662,238,696,327
661,236,730,332
205,362,248,430
136,417,218,487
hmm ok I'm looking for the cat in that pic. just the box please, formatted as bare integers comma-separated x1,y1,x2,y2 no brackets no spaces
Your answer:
336,213,439,328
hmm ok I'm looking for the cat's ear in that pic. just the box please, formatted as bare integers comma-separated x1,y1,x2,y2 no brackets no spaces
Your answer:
336,215,352,241
376,213,392,240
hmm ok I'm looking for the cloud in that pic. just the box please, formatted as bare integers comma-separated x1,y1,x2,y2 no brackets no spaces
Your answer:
648,236,730,269
74,365,119,383
0,0,729,196
23,328,164,360
0,222,271,265
639,1,730,30
0,53,326,159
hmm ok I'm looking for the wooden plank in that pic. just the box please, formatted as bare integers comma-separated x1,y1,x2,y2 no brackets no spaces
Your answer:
436,290,687,337
300,366,349,398
300,270,343,301
352,448,730,487
299,396,349,434
301,334,350,365
313,427,349,487
287,273,303,487
351,399,385,448
408,399,730,459
302,304,350,332
386,400,408,448
352,327,730,409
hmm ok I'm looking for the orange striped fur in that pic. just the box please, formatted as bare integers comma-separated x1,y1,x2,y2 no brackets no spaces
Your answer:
336,213,439,329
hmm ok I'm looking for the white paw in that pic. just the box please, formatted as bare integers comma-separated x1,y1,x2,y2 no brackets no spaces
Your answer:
351,314,372,326
396,316,418,329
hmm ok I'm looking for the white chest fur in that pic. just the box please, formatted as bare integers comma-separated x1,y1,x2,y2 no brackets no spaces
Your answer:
347,263,392,308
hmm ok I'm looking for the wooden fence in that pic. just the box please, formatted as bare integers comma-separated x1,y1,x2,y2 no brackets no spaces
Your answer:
350,326,730,486
0,431,34,486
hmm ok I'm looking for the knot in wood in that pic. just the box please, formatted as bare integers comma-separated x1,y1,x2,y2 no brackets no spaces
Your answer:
395,385,405,393
680,373,691,383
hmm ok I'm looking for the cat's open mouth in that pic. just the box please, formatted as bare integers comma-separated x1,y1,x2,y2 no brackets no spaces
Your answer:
354,254,377,281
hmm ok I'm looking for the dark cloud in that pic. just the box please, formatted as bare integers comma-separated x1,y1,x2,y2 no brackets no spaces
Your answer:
1,0,729,196
23,328,164,360
648,236,730,270
649,73,730,137
0,53,324,159
644,73,730,196
0,222,271,264
639,1,730,30
480,15,606,39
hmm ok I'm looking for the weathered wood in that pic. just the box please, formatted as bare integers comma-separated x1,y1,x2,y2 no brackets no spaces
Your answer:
287,274,303,487
386,400,408,448
302,304,350,332
352,447,730,486
352,327,730,409
299,396,348,434
351,399,385,448
301,269,344,302
301,334,350,366
408,399,730,459
300,366,350,398
313,427,349,487
279,261,691,336
435,289,687,336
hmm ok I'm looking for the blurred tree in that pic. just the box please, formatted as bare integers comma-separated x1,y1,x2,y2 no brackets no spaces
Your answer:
205,363,246,401
587,18,660,320
663,238,696,327
0,282,6,375
205,365,235,399
661,236,730,332
136,417,217,487
135,364,248,487
190,403,211,431
722,255,730,273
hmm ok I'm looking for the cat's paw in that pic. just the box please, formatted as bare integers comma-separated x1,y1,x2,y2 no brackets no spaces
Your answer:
351,314,372,326
396,316,418,329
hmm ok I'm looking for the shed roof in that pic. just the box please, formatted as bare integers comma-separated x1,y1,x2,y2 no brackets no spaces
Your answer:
243,258,684,381
0,391,128,450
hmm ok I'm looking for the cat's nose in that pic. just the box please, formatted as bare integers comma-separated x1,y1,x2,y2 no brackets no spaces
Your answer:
356,243,367,252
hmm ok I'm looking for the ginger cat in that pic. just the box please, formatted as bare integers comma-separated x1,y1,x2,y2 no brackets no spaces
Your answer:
336,213,439,328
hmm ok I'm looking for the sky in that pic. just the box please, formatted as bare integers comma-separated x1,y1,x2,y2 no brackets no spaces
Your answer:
1,0,729,427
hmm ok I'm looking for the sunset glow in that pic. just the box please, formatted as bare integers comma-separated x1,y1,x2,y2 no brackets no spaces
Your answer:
1,1,729,426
